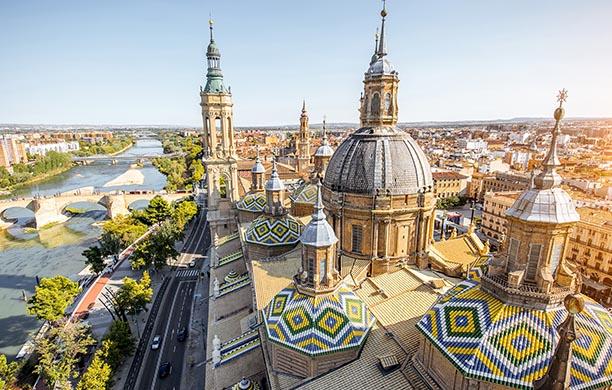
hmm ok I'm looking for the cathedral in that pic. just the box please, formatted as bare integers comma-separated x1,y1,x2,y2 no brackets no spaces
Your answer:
200,4,612,390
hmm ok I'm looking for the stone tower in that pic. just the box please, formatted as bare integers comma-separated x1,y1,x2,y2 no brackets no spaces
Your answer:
201,19,240,239
484,89,580,309
359,2,399,128
296,101,311,173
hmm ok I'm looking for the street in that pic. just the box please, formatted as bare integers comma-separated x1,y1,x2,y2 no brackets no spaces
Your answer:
124,212,210,390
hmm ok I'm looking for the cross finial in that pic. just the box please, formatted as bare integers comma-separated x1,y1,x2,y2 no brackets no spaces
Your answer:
557,88,568,107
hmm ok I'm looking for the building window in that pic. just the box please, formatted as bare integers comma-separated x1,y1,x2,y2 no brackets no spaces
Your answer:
319,258,327,283
508,238,520,264
385,93,392,115
371,93,380,117
219,176,227,198
526,244,542,281
352,225,363,254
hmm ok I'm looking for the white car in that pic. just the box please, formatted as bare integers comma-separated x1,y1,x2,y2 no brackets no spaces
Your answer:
189,260,196,268
151,335,161,350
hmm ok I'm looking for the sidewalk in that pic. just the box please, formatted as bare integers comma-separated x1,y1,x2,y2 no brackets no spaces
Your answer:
181,243,211,390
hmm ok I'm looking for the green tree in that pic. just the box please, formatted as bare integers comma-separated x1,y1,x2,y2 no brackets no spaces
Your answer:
27,276,80,322
115,272,153,316
35,321,95,389
82,246,106,275
189,159,204,184
0,167,11,189
76,355,111,390
0,353,18,390
131,221,181,270
142,196,173,225
172,200,198,230
99,321,135,369
100,215,147,255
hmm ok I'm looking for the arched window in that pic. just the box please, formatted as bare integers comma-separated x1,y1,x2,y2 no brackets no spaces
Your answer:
371,93,380,117
219,175,227,198
385,93,392,115
215,117,223,141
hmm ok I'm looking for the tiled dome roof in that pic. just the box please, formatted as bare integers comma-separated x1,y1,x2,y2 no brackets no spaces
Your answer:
289,182,318,205
236,192,266,213
416,280,612,389
245,214,302,247
506,187,580,224
263,284,374,356
324,126,433,195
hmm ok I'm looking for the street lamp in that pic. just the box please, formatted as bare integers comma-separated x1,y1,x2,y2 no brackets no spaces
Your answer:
440,210,448,239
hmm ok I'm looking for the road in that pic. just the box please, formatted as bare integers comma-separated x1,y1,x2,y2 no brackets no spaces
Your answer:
125,212,210,390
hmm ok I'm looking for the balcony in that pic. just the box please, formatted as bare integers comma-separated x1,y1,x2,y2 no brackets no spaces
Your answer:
481,273,570,309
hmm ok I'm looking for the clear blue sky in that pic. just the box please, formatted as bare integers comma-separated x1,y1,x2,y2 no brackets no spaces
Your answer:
1,0,611,126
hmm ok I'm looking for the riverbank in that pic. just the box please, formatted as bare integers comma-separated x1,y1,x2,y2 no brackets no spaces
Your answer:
1,164,74,198
108,141,134,157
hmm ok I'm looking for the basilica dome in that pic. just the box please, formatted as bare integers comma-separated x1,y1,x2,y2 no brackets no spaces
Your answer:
324,126,433,195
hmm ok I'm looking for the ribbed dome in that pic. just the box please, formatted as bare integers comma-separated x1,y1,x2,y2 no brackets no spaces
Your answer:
324,126,433,195
506,187,579,224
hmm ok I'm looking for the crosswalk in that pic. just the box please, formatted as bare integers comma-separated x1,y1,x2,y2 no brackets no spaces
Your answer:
176,269,199,278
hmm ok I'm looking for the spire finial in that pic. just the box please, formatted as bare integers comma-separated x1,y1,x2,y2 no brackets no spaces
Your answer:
302,99,306,113
209,13,214,41
313,178,325,219
322,115,327,140
377,0,388,57
533,89,567,190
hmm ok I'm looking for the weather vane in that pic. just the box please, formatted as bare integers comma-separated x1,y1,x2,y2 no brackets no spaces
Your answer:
557,88,568,106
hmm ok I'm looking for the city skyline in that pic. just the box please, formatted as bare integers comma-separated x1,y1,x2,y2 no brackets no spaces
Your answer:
1,0,612,126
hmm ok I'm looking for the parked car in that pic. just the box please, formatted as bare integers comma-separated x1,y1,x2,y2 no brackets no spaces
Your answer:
151,335,161,350
177,327,187,342
158,362,172,378
189,260,196,268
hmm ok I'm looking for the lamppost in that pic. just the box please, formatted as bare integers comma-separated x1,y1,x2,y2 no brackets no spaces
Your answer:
469,199,476,223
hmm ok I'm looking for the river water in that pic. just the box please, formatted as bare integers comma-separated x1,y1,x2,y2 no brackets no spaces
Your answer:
0,139,167,358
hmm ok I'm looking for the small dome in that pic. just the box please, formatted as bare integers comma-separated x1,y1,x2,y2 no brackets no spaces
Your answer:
263,284,374,356
251,158,265,174
207,40,220,57
324,126,433,195
315,143,334,158
367,57,395,75
265,162,285,192
236,192,267,213
245,214,302,247
506,187,579,224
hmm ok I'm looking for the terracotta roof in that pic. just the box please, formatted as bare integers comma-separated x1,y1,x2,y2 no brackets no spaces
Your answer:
429,232,486,271
432,171,468,181
250,247,301,310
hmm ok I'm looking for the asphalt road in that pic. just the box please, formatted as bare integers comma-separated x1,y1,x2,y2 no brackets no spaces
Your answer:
126,213,209,390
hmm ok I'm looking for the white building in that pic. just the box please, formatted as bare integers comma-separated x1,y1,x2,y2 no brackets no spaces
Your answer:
457,138,488,152
25,141,80,156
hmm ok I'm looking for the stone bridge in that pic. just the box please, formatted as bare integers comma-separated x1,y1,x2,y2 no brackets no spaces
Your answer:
0,192,190,228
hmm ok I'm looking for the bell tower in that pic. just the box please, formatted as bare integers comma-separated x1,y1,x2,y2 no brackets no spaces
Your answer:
359,1,399,128
201,18,240,238
296,101,311,173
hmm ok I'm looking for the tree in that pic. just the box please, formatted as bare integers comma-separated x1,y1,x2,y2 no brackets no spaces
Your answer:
142,196,173,225
76,355,111,390
189,159,204,184
27,276,80,322
0,167,11,189
172,200,198,230
100,215,147,256
0,354,18,390
35,321,95,389
131,221,181,270
99,321,135,369
82,246,106,275
115,272,153,316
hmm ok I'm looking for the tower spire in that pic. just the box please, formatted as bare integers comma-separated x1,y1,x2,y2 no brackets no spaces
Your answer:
377,0,388,57
534,89,567,190
209,14,214,41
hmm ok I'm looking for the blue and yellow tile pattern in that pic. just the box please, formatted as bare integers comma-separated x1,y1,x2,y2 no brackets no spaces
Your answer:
237,192,267,213
263,284,374,356
290,182,318,205
245,214,302,247
416,280,612,389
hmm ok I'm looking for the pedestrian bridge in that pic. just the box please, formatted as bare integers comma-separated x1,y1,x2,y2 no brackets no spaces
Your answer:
0,191,190,228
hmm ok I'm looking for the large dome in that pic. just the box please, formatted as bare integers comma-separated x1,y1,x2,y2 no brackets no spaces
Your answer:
324,126,433,195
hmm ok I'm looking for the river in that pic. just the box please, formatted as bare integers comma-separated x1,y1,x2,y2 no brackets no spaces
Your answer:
0,139,167,358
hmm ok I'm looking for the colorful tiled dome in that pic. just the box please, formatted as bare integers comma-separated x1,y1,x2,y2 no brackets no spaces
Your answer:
416,280,612,389
290,182,318,205
263,284,374,356
237,192,267,213
245,214,302,247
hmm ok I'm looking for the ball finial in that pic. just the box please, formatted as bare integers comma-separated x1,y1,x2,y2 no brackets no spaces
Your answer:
564,293,585,315
381,0,388,17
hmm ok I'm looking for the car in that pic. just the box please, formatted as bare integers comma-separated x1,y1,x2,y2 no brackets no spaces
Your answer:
177,327,187,342
158,362,172,378
188,260,196,268
79,311,90,320
151,335,161,350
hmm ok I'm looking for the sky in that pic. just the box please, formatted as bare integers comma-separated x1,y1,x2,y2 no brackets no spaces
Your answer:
1,0,611,127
